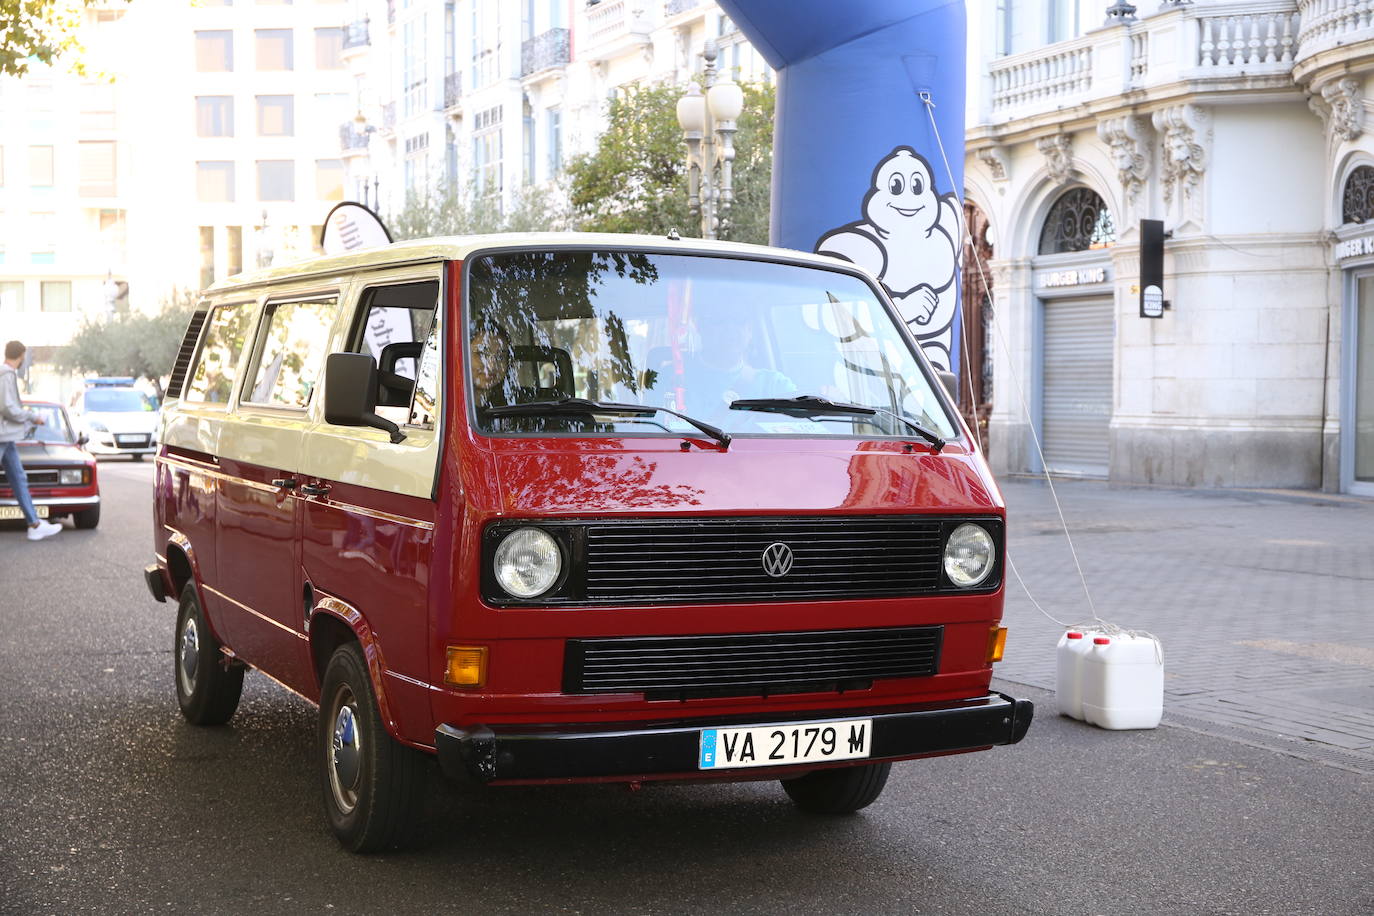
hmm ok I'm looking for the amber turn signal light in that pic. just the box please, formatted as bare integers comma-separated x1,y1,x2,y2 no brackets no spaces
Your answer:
987,626,1008,664
444,646,488,687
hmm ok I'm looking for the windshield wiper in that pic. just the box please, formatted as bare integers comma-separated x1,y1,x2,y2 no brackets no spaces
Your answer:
730,394,945,452
481,397,731,449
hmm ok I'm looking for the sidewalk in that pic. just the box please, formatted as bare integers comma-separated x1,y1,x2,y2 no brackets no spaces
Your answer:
993,476,1374,774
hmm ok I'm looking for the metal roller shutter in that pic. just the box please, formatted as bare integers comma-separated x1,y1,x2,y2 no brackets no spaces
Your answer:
1041,297,1113,477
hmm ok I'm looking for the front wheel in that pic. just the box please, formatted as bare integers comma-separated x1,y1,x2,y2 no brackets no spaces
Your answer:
781,761,892,815
174,583,243,725
318,642,428,853
73,505,100,529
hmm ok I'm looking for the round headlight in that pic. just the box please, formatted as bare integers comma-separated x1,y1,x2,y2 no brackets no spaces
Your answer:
493,527,562,598
943,523,995,588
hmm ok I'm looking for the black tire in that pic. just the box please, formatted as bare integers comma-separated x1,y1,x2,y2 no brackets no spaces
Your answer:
131,453,145,462
74,504,100,529
174,583,244,725
318,642,428,853
781,761,892,815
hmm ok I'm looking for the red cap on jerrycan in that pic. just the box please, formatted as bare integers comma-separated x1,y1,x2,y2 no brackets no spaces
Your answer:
1067,632,1083,639
1093,637,1111,645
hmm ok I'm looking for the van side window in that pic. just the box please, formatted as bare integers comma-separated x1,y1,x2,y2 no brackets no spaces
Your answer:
184,303,254,405
243,297,339,409
349,280,439,427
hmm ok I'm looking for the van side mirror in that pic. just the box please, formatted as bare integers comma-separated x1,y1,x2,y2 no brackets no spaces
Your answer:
323,352,406,444
936,370,959,400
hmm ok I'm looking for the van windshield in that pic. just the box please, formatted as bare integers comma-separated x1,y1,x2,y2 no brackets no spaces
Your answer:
466,250,958,440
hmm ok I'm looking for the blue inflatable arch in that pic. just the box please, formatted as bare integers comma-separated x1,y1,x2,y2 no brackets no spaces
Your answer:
717,0,966,373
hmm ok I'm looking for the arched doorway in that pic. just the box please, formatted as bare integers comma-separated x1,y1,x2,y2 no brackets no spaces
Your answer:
960,200,993,450
1034,186,1115,477
1340,164,1374,496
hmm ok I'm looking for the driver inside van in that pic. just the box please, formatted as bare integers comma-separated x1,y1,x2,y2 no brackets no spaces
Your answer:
470,325,513,409
672,305,795,418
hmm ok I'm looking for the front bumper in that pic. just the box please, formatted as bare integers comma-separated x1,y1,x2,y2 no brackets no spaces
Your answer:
436,692,1034,784
0,494,99,511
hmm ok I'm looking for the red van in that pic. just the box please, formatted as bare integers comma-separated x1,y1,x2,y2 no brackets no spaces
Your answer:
144,233,1031,852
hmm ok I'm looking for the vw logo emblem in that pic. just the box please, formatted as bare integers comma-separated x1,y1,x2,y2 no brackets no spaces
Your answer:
761,542,794,578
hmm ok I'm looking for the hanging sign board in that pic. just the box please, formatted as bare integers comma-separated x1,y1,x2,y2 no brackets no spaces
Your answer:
1139,219,1165,319
320,201,393,256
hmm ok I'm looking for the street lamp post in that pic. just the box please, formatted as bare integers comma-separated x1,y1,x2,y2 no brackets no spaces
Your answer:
675,41,744,240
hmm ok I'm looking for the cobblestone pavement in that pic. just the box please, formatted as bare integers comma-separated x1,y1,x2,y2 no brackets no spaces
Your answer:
994,477,1374,774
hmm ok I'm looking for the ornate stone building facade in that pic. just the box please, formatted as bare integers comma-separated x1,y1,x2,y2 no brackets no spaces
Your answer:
965,0,1374,495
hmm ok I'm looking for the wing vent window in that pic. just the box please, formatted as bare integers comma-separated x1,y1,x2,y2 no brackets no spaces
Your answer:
165,309,209,400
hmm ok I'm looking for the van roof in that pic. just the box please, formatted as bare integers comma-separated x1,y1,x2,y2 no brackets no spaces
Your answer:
202,231,854,296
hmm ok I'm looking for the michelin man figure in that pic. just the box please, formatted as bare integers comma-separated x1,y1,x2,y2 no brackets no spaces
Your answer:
816,146,961,370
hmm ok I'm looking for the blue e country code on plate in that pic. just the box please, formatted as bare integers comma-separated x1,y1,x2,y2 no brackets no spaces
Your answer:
698,718,873,770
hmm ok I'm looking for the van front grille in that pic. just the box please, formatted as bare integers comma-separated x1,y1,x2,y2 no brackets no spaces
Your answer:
563,626,943,699
582,516,944,603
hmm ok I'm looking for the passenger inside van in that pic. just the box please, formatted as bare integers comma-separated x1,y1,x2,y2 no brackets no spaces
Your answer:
671,305,796,419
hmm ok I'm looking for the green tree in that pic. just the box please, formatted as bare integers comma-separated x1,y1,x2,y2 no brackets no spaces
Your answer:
387,180,574,241
0,0,116,78
565,80,774,244
57,288,198,399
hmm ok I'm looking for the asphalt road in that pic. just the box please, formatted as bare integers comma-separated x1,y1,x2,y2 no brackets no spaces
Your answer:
2,462,1371,915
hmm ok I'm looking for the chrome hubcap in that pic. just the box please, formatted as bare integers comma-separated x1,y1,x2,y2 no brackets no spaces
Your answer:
178,617,199,695
329,692,361,813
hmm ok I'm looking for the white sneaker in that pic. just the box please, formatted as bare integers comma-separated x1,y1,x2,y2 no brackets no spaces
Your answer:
26,520,62,541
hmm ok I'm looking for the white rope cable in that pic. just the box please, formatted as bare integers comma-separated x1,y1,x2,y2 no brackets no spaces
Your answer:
918,91,1104,627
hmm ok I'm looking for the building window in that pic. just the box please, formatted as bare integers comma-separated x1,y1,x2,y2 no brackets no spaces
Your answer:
1342,165,1374,225
472,0,500,88
41,281,72,312
78,141,116,197
547,108,562,176
256,95,294,136
31,211,55,262
196,161,236,202
200,226,216,289
257,160,294,201
315,159,344,200
227,226,243,276
403,134,429,195
255,29,294,71
315,28,344,69
473,106,502,196
522,109,534,185
29,145,54,186
196,96,235,137
1038,187,1115,255
195,30,234,72
1048,0,1078,43
403,17,428,117
0,282,24,312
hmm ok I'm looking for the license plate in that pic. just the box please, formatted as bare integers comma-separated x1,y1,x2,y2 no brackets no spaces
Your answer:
0,506,49,520
116,434,145,444
699,717,873,770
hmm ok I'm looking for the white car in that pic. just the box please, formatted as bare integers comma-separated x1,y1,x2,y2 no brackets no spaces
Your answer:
71,386,160,460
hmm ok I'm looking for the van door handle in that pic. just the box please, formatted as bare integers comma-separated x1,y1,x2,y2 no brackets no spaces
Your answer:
272,478,298,489
300,483,331,497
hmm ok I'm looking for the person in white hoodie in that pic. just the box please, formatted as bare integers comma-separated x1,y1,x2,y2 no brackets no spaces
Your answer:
2,340,62,540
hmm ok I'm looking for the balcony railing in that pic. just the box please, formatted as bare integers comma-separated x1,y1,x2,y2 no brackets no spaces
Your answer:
990,36,1094,113
339,123,370,151
343,18,369,50
443,72,462,109
522,27,571,76
985,1,1305,122
1196,5,1299,69
666,0,701,16
586,0,652,49
1296,0,1374,64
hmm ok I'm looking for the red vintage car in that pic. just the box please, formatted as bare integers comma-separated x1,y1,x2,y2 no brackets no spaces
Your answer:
145,234,1031,853
0,400,100,529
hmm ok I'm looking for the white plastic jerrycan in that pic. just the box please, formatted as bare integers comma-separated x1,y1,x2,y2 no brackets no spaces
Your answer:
1054,630,1094,720
1080,633,1164,730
